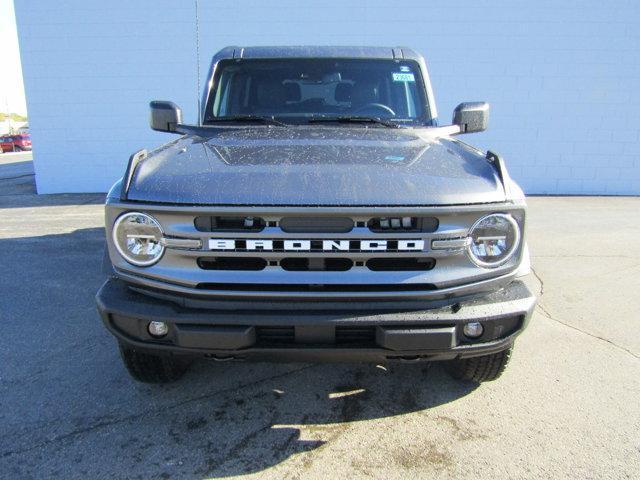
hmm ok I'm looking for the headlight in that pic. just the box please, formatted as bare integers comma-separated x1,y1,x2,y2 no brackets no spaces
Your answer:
112,212,164,266
467,213,520,267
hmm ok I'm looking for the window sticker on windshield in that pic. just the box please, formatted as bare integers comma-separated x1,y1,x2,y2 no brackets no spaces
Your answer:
400,66,411,72
392,72,415,82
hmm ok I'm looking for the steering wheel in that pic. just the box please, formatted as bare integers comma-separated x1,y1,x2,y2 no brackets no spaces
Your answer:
353,103,396,116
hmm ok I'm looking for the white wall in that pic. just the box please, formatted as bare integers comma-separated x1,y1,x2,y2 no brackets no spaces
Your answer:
15,0,640,194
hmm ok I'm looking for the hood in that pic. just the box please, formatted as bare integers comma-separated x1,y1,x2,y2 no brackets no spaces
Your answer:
127,126,505,206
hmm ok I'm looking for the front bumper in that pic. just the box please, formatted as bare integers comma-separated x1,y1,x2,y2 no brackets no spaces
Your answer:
96,278,536,363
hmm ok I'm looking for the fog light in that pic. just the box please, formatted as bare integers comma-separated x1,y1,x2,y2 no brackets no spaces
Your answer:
148,321,169,338
463,322,484,338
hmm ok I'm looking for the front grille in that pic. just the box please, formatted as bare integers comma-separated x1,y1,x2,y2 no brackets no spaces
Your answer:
195,215,266,232
255,326,295,345
280,217,353,233
368,216,439,233
198,257,435,272
280,258,353,271
195,283,437,292
192,213,446,294
255,326,376,347
197,257,267,271
366,257,436,271
126,207,524,299
335,326,376,346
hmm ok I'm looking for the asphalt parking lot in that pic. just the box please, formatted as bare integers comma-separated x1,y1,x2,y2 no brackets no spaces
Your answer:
1,158,639,479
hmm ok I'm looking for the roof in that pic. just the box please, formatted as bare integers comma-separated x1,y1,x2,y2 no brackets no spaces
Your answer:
212,45,423,61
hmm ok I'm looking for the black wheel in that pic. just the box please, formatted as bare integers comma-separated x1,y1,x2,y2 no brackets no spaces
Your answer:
446,347,512,383
119,344,192,383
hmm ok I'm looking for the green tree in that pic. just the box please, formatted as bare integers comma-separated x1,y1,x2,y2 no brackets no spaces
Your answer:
0,112,27,122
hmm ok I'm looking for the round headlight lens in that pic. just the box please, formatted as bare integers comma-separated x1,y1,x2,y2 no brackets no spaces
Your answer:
467,213,520,267
113,212,164,266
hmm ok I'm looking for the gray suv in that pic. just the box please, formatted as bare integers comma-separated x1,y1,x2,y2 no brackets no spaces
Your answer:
96,46,536,384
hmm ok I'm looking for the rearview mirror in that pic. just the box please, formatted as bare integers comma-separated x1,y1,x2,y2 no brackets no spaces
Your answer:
149,101,182,132
453,102,489,133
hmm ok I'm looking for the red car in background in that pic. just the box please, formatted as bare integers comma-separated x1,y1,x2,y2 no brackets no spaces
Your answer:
10,134,31,151
0,136,14,153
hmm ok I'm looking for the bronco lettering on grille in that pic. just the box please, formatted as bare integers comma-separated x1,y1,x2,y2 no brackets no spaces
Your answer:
208,239,425,252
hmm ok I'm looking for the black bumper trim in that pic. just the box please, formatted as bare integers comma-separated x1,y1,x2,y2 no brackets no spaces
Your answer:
96,278,536,361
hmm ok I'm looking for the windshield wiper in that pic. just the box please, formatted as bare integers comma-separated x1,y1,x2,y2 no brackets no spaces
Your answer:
308,116,400,128
205,115,289,127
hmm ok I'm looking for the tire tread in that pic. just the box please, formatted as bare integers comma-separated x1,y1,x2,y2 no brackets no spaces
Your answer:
446,347,512,383
119,345,190,383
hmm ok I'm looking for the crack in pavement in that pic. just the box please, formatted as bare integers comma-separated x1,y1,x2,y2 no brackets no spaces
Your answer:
531,267,545,296
531,267,639,361
0,364,316,459
535,306,639,360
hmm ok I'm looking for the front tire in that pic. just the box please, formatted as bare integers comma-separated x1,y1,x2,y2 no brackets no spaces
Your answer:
446,347,512,383
119,345,192,383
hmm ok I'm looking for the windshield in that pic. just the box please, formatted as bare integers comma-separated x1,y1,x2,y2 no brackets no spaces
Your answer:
205,59,430,126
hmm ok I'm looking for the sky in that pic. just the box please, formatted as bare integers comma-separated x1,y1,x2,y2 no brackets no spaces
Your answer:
0,0,27,115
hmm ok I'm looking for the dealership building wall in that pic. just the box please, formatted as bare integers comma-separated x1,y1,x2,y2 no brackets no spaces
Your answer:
15,0,640,195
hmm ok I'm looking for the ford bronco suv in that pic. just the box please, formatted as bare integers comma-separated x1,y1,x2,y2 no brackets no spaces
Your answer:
96,46,536,384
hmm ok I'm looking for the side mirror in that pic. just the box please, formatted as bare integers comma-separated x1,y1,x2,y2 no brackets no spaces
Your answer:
452,102,489,133
149,101,182,132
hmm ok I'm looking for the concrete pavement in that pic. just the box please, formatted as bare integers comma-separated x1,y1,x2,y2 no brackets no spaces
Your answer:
0,151,35,195
0,177,638,479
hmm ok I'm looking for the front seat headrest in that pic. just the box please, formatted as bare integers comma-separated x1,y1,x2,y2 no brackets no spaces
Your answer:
284,82,301,102
335,82,353,102
256,80,287,108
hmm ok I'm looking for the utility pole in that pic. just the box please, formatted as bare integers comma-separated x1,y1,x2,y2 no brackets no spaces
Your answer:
1,96,8,134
